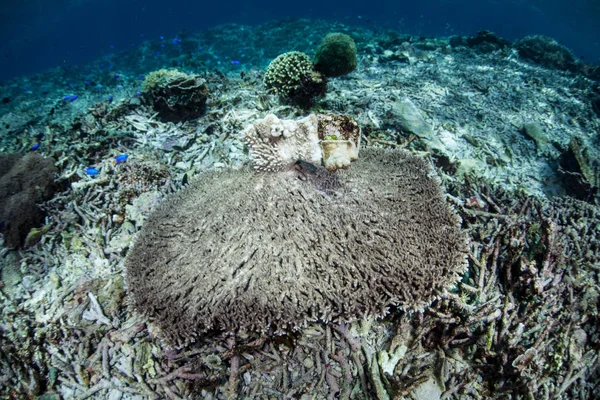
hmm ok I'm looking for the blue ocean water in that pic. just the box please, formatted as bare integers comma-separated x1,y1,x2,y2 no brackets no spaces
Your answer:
0,0,598,81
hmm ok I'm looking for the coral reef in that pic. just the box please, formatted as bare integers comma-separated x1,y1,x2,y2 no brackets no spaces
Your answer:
142,69,209,121
125,148,468,347
0,153,58,248
313,32,358,77
0,18,599,400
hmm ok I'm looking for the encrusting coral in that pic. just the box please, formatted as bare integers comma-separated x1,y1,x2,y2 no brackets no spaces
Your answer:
125,148,468,347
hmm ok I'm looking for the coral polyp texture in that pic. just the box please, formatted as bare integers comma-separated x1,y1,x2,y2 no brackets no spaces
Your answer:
242,113,361,172
125,148,468,347
142,69,208,121
263,51,327,106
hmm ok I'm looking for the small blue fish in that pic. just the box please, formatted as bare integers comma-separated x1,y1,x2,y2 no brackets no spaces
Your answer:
85,167,99,176
108,95,113,103
69,95,78,102
231,60,240,65
32,143,40,151
62,95,71,101
173,38,181,45
115,154,128,164
114,74,120,79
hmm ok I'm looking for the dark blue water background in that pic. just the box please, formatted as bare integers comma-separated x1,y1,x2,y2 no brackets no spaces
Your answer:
1,0,598,81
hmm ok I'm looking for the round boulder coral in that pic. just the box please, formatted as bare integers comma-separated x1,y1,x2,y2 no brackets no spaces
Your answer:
313,33,358,78
125,148,468,347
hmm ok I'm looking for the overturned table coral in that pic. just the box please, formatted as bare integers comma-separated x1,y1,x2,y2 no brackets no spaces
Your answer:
125,148,468,347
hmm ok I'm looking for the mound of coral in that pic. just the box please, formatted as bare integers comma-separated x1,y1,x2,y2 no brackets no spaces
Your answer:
125,148,468,347
0,153,58,248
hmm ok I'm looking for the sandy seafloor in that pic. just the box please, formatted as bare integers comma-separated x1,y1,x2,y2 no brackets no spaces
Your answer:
0,19,599,399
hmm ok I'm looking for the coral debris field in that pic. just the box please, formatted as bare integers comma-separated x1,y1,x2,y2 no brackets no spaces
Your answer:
0,19,599,399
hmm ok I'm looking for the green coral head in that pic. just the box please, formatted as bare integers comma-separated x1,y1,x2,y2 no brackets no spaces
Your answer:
314,33,358,78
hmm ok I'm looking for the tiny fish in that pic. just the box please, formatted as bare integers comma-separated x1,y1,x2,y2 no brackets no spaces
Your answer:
69,95,78,102
62,95,71,101
231,60,240,65
114,73,120,79
32,143,40,151
108,95,113,103
85,167,99,176
173,38,181,45
115,154,128,164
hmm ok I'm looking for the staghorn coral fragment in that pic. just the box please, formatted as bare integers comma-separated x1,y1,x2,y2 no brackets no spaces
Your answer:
125,148,468,347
